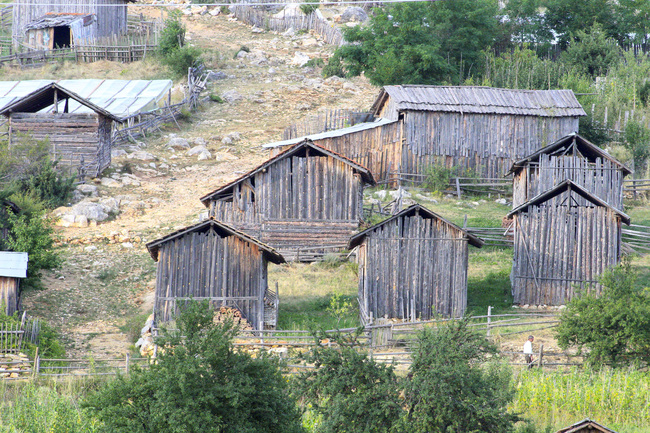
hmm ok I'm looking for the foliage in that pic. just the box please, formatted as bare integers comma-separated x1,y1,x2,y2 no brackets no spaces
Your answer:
561,23,621,78
512,368,650,431
159,10,186,57
209,93,225,103
85,301,304,433
158,10,202,77
4,208,60,291
623,119,650,175
11,157,75,209
325,292,355,327
0,382,100,433
322,52,346,79
0,311,65,358
397,319,519,433
299,0,319,16
293,332,402,433
422,164,454,193
539,0,620,48
555,258,650,367
334,0,499,85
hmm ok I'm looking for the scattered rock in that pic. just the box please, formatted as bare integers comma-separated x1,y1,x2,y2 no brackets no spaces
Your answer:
111,149,127,158
215,152,239,162
341,6,368,23
101,178,122,188
167,137,190,149
193,137,207,146
207,70,228,81
495,198,508,205
128,150,156,161
374,190,388,200
84,246,98,252
221,136,233,145
273,4,305,19
251,26,264,33
187,145,209,156
197,150,212,160
71,201,109,222
221,90,243,103
389,188,412,200
121,242,134,249
291,52,310,67
282,27,296,37
77,184,98,196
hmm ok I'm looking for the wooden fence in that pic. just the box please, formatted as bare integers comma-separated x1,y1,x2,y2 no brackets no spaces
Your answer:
232,5,344,46
624,178,650,198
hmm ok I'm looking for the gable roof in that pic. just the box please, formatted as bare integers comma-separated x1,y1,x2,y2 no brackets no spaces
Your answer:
0,252,28,278
509,133,632,176
555,418,618,433
507,179,630,225
348,204,484,249
0,83,123,123
146,218,285,264
200,139,375,205
24,13,95,31
371,85,586,117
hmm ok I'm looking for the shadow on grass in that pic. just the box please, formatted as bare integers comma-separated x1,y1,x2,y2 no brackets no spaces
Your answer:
467,269,513,315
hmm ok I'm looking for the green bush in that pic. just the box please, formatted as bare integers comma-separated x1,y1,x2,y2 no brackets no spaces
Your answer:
555,257,650,367
161,45,203,78
209,94,225,103
85,301,304,433
422,164,454,193
12,158,75,209
158,10,185,57
299,0,319,16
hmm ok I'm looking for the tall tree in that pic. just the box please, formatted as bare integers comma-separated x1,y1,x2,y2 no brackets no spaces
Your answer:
332,0,499,85
541,0,621,48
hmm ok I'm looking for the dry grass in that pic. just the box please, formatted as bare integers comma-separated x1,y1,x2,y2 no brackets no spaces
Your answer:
0,59,171,81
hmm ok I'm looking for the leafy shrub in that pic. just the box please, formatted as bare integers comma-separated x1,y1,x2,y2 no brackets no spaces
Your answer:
0,311,65,358
85,301,304,433
299,0,319,16
209,93,224,103
556,257,650,367
12,158,75,209
623,119,650,175
161,45,203,78
4,208,60,291
322,52,345,78
422,164,454,193
158,10,185,57
304,57,325,68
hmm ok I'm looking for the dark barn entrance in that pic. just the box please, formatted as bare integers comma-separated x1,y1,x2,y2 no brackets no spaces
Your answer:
52,26,71,48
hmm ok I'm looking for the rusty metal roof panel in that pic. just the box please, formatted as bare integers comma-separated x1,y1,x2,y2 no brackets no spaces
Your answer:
378,85,586,117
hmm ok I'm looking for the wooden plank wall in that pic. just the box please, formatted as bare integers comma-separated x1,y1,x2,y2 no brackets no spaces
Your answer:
0,277,20,316
12,0,128,44
512,155,625,209
402,112,580,178
511,197,621,306
209,154,365,258
10,112,105,177
154,229,267,329
358,213,469,321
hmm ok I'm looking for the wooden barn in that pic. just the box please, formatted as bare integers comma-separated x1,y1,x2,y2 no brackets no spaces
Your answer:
0,83,123,177
146,218,285,329
200,140,375,261
371,85,586,179
12,0,135,50
555,419,617,433
264,118,403,185
348,204,483,323
508,180,629,306
0,252,28,316
509,133,631,209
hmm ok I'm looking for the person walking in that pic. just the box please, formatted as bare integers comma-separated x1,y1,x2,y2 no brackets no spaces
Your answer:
523,335,534,368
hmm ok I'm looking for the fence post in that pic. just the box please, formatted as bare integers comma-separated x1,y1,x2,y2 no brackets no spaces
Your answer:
456,177,461,198
125,353,130,375
486,306,492,337
32,347,39,379
537,343,543,368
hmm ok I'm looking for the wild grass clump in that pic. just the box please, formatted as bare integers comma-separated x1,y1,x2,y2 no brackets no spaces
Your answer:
512,368,650,431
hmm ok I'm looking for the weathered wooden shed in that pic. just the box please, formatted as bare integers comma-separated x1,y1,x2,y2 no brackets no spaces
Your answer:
146,218,285,329
12,0,135,49
370,85,586,179
200,140,375,261
0,252,28,316
0,83,123,177
264,118,403,185
508,180,630,306
349,204,483,322
509,133,631,209
555,418,618,433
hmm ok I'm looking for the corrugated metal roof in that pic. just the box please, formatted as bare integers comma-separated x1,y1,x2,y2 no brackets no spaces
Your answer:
262,118,397,149
372,85,586,117
0,79,173,117
0,252,28,278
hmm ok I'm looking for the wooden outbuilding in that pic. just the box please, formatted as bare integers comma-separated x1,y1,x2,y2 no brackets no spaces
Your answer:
200,140,375,261
0,252,28,316
370,85,586,179
555,418,617,433
146,218,285,329
509,133,631,209
12,0,135,50
508,180,630,306
349,204,483,323
0,83,123,177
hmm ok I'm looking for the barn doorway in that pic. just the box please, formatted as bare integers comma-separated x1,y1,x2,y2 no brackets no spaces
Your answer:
52,26,71,48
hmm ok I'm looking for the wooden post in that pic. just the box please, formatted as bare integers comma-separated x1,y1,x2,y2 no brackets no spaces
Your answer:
125,353,130,375
32,347,39,379
456,177,461,198
486,305,492,337
537,343,543,368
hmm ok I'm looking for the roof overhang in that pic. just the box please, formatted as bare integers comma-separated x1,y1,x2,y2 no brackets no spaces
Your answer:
349,204,484,249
